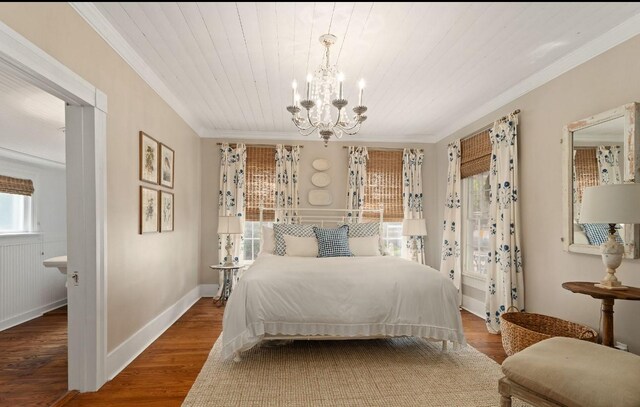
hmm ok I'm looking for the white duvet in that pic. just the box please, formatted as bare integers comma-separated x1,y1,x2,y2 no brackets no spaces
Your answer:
221,254,466,360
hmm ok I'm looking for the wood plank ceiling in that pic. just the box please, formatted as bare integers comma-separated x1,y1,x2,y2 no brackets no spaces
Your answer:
93,2,640,142
0,68,65,163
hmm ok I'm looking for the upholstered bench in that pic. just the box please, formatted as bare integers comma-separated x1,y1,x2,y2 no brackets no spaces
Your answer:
499,337,640,407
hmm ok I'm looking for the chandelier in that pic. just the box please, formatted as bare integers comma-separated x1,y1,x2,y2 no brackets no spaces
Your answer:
286,34,368,146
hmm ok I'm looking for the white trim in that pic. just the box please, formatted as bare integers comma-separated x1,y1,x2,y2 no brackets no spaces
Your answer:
70,2,203,136
436,13,640,142
0,299,67,332
199,283,220,297
0,19,108,392
461,295,485,319
0,146,66,168
106,285,202,380
0,20,96,107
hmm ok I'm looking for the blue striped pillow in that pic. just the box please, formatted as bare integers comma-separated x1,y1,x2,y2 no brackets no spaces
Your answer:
313,225,352,257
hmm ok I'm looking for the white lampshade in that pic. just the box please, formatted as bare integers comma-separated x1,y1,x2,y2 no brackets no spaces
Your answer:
402,218,427,237
217,216,242,234
580,184,640,224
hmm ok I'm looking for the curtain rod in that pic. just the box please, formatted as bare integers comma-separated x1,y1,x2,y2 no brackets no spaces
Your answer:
216,142,303,149
461,109,521,141
341,146,413,152
498,109,520,122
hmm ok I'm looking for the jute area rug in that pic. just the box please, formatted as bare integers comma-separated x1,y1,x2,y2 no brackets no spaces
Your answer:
183,337,530,407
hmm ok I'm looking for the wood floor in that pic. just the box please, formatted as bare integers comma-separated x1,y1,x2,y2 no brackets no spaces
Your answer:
1,299,506,406
0,306,68,407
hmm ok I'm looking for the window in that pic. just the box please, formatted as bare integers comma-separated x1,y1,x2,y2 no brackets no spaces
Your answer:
462,172,491,278
381,222,403,256
243,145,276,262
243,221,263,262
0,192,33,233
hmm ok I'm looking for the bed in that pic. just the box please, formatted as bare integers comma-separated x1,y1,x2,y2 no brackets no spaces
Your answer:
221,208,466,361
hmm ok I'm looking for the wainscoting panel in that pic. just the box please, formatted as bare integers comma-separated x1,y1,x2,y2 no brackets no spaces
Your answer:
0,234,67,331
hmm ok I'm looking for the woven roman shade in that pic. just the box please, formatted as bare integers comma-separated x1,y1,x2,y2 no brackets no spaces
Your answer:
460,130,491,179
364,150,404,221
0,175,34,196
574,147,598,206
245,146,276,221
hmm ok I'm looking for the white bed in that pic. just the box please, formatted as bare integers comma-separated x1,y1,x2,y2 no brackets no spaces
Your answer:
221,253,466,361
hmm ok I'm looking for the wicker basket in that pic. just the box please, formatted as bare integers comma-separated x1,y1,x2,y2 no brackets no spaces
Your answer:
500,310,598,356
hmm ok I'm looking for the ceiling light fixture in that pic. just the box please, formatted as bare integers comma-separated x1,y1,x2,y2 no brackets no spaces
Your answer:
286,34,368,146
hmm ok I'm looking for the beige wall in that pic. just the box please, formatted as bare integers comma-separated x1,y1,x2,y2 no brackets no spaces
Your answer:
0,3,202,352
200,139,438,283
434,34,640,353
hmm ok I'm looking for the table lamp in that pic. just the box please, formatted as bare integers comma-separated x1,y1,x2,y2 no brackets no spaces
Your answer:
217,215,242,266
579,184,640,290
402,218,427,262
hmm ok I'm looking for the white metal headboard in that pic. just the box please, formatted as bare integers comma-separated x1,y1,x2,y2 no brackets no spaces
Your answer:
258,207,384,250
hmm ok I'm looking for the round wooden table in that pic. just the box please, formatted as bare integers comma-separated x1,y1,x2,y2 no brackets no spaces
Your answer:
562,281,640,347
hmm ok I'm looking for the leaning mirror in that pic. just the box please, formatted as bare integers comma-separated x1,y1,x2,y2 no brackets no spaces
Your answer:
563,102,640,258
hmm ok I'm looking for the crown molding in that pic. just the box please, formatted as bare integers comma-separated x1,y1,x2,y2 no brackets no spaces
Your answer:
70,2,206,137
434,13,640,142
0,147,66,168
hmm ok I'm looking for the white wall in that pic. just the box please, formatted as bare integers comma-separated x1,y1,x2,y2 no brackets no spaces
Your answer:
434,34,640,353
0,153,67,330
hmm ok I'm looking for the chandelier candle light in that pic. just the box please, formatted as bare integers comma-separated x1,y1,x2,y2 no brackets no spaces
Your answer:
286,34,368,146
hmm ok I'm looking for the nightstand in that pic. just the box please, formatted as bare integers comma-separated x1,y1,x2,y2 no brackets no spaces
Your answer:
209,264,245,307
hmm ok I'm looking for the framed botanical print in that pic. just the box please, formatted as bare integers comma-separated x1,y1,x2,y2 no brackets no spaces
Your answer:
160,143,174,189
140,131,159,184
160,191,174,232
139,186,159,234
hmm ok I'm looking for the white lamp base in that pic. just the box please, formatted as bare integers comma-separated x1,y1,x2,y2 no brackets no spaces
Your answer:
223,235,235,267
596,233,627,290
594,283,628,290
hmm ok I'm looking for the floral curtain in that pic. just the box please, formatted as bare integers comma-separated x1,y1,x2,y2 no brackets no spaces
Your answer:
485,115,524,334
597,145,622,185
441,141,462,302
346,146,368,221
402,148,426,264
218,143,246,292
275,144,301,223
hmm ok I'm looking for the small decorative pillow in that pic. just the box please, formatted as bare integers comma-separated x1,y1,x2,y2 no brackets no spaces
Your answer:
273,223,316,256
581,223,623,246
283,235,319,257
349,236,381,256
313,225,352,257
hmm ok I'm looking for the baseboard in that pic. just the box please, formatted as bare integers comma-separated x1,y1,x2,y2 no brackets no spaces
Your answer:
106,285,202,380
461,295,485,319
199,283,219,297
0,298,67,332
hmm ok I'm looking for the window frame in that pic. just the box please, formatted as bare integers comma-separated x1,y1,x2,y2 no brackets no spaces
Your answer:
461,171,491,281
0,164,38,237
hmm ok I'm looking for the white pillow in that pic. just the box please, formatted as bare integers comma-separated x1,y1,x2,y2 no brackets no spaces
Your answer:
349,236,381,256
260,225,276,254
283,235,318,257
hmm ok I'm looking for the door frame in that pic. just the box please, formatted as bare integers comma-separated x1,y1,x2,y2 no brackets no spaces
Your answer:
0,20,108,391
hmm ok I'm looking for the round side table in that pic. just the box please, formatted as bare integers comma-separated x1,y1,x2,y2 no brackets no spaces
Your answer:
562,281,640,347
209,264,245,307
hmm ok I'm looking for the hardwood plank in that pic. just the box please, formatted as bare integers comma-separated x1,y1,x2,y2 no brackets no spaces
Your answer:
0,306,68,407
1,300,507,406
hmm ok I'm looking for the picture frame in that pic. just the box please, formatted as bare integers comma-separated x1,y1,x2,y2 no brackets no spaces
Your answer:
159,143,175,189
160,191,174,232
140,131,159,184
139,186,159,234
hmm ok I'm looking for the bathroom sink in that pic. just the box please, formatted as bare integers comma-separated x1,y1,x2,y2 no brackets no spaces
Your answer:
43,255,67,275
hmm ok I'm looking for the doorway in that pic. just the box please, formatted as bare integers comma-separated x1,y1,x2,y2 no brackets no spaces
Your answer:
0,20,108,392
